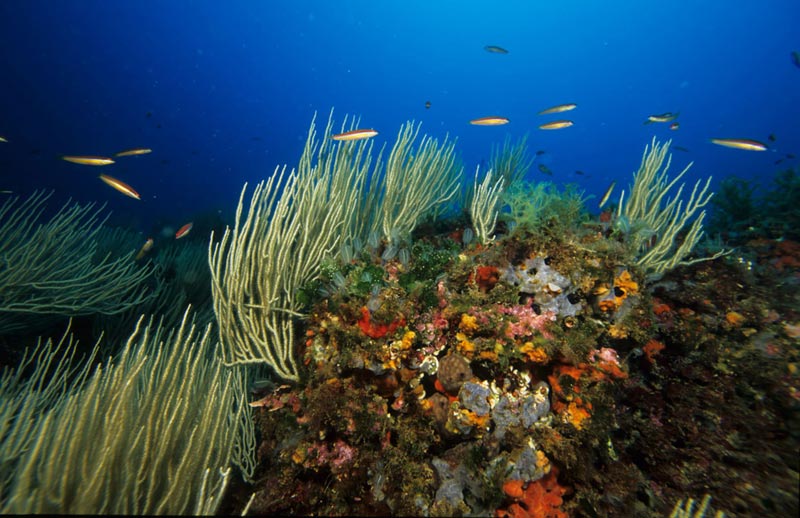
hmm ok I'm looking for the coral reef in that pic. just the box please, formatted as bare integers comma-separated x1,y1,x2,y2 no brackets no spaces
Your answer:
223,194,800,517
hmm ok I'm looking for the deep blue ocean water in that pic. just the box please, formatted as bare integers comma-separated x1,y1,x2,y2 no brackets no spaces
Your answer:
0,0,798,236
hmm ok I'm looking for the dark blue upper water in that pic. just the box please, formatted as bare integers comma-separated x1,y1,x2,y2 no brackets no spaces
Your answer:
0,0,798,235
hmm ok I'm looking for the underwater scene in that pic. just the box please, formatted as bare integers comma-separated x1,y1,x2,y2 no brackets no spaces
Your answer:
1,1,799,516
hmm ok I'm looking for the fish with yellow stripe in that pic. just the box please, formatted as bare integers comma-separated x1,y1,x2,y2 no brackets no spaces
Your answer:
539,120,573,130
98,174,141,200
331,129,378,141
115,147,152,157
470,116,509,126
62,155,115,166
709,138,768,151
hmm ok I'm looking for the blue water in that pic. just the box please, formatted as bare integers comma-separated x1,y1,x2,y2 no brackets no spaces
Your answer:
0,0,798,235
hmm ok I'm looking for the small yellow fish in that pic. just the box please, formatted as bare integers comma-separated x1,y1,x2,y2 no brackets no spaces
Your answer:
539,120,573,130
0,136,8,143
484,45,509,54
115,147,152,157
599,181,616,209
62,155,115,166
538,164,553,176
98,174,141,200
709,138,768,151
470,116,509,126
538,103,577,115
331,129,378,141
469,116,508,126
135,237,154,260
644,112,679,124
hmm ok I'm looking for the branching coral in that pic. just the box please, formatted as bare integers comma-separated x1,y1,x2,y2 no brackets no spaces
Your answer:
469,167,505,244
369,120,461,244
209,112,369,380
0,191,155,334
617,137,728,279
1,308,254,515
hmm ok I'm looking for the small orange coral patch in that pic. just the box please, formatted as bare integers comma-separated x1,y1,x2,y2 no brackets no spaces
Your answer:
564,399,592,430
357,306,405,339
496,466,569,518
643,339,666,363
615,270,638,296
597,270,639,312
725,311,745,326
474,265,501,292
520,342,549,363
503,479,525,499
652,302,672,316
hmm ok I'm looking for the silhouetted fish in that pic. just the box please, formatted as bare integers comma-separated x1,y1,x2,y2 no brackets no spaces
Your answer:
792,51,800,69
644,112,679,124
538,103,577,115
115,148,152,157
484,45,509,54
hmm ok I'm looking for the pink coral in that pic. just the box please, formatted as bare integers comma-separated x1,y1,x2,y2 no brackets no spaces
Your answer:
307,439,357,475
497,304,556,340
589,347,620,366
416,309,450,353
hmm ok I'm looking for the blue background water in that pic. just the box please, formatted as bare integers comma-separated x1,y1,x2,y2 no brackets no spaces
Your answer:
0,0,797,237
